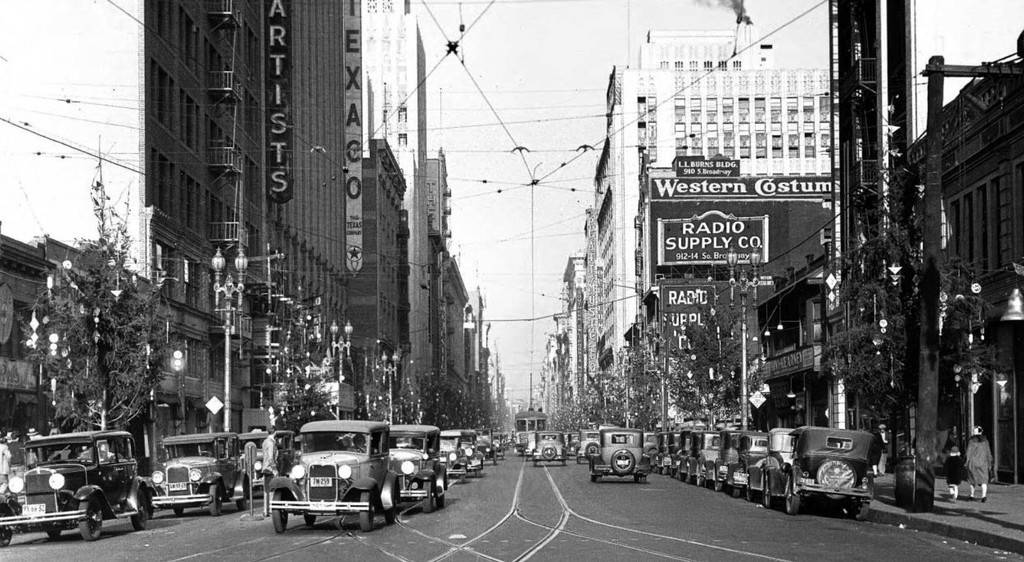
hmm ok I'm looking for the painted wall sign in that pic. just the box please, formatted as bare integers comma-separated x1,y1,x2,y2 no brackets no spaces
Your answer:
672,156,740,177
660,282,718,351
658,210,768,266
651,176,832,201
344,0,364,272
765,345,821,380
266,0,293,203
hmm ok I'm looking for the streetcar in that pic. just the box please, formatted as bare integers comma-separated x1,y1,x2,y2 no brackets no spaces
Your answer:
514,409,548,455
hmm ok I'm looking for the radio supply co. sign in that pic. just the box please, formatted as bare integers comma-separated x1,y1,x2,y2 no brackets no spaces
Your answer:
658,210,767,266
660,281,720,351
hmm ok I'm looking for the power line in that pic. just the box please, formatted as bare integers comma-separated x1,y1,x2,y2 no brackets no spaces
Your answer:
0,116,143,175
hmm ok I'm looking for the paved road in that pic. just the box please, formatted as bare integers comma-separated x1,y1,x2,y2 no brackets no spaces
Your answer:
3,455,1019,561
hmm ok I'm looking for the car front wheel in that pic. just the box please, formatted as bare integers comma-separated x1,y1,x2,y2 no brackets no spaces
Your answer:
784,476,801,516
271,491,288,533
131,489,150,530
358,492,375,532
761,473,773,509
78,501,103,542
208,483,222,517
423,482,437,513
0,527,11,547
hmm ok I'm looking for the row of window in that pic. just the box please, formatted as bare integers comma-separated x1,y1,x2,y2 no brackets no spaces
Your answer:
658,60,743,71
152,1,261,79
663,96,831,125
946,163,1024,272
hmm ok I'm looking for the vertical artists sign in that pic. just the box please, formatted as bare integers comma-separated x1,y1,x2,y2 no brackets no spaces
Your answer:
266,0,293,203
344,0,364,272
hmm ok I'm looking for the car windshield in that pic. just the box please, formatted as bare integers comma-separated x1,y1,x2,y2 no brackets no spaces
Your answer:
585,432,599,440
440,437,461,451
240,437,263,448
608,433,636,446
390,435,427,450
302,432,368,454
705,434,720,449
540,433,560,440
28,442,95,465
165,443,215,458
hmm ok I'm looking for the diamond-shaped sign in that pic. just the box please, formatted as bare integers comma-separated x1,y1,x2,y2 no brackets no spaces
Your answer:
749,390,766,409
206,396,224,415
825,273,838,290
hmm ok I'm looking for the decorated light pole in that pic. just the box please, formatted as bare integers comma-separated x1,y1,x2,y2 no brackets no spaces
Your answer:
211,247,248,432
382,351,400,423
726,245,761,431
329,320,353,418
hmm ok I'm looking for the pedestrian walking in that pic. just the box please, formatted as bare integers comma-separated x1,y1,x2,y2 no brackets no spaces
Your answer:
966,425,994,502
0,433,11,491
944,445,964,502
261,425,279,516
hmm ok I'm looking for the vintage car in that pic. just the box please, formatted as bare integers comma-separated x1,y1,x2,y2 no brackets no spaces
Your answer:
712,430,743,492
388,425,447,513
589,428,650,483
439,429,485,478
238,429,297,496
747,428,795,505
150,432,247,516
565,432,580,459
268,420,399,533
724,431,768,498
774,427,876,519
693,431,722,488
576,430,600,464
674,430,698,482
475,430,499,465
642,432,659,460
530,431,567,466
653,431,673,475
0,430,153,546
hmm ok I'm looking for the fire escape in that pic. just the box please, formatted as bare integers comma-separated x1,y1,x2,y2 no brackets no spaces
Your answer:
206,1,251,347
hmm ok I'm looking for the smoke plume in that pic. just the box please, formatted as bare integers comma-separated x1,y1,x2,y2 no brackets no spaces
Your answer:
696,0,753,25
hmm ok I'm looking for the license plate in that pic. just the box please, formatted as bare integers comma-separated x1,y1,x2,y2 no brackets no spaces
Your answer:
734,473,748,484
23,504,46,515
310,477,332,487
167,482,187,491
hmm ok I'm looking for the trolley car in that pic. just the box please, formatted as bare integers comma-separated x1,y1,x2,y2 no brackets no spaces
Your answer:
514,409,548,455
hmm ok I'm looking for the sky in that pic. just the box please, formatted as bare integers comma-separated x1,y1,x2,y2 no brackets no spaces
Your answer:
1,0,1022,405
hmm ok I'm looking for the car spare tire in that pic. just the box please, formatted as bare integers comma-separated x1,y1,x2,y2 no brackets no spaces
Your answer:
585,443,599,457
542,447,556,460
610,449,636,475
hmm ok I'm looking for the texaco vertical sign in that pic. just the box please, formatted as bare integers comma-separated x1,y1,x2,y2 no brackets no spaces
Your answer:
344,0,364,272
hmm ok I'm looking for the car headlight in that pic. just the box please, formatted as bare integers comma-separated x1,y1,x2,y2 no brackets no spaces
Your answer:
290,464,306,480
152,471,165,485
421,452,429,461
338,464,352,479
448,452,457,462
463,447,473,456
401,461,415,475
189,469,202,482
254,461,263,472
8,476,24,494
48,473,66,490
486,448,491,452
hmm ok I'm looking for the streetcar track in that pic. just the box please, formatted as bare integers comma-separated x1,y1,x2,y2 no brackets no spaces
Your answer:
511,466,570,561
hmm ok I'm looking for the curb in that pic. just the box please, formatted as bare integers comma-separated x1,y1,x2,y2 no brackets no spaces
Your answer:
868,507,1024,555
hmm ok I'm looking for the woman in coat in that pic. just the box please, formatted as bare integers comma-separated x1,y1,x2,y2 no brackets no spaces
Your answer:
966,426,994,502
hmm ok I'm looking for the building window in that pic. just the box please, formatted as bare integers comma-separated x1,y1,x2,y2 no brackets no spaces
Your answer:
689,61,698,71
819,96,830,122
674,61,684,71
732,60,742,71
771,135,783,159
788,134,800,158
674,100,685,123
722,99,734,122
398,106,407,123
754,98,766,123
755,133,767,158
706,98,718,123
703,60,714,70
660,61,669,69
398,133,407,147
738,98,750,122
803,98,815,122
717,60,727,70
675,136,687,155
770,97,782,123
803,133,815,157
739,134,750,158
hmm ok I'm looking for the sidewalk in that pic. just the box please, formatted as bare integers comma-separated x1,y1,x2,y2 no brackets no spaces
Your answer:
869,473,1024,554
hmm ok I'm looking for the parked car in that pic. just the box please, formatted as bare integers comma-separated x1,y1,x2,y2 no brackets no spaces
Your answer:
748,428,795,507
238,429,297,497
267,420,399,533
675,430,699,482
150,432,247,517
694,431,722,488
0,430,153,546
388,425,447,513
565,432,580,459
777,427,876,519
589,428,650,483
531,431,567,466
576,430,600,464
712,430,743,492
475,430,499,466
440,429,485,478
726,431,768,498
642,432,659,460
653,431,673,475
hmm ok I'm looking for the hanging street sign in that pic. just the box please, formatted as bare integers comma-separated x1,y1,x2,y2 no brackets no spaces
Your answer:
206,396,224,415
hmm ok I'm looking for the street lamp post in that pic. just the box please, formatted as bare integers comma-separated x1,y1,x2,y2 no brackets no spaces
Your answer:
211,247,248,432
329,320,354,419
382,351,400,423
726,245,762,431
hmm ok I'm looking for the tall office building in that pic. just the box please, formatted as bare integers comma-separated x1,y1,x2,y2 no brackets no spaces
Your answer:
362,0,430,384
592,28,831,375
